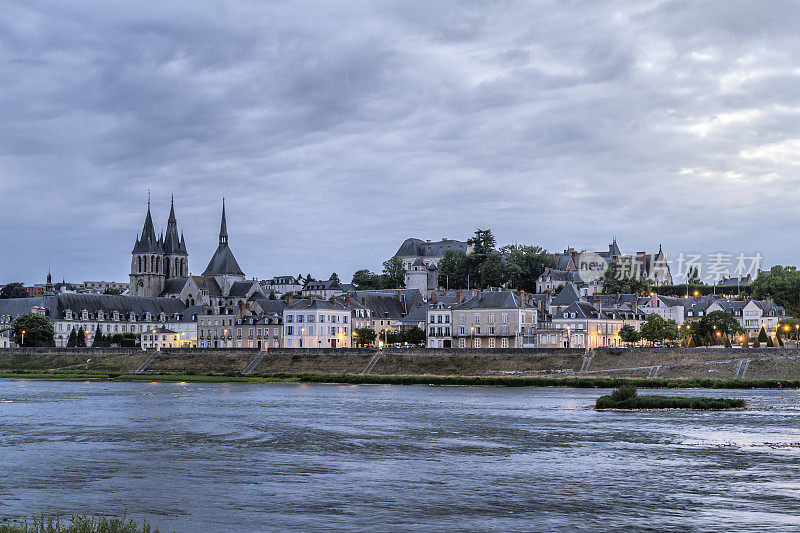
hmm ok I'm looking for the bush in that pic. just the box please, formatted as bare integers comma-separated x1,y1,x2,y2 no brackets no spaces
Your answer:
0,513,158,532
596,394,745,410
609,384,637,402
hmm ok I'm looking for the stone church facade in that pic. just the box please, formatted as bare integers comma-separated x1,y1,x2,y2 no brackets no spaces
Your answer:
130,198,265,307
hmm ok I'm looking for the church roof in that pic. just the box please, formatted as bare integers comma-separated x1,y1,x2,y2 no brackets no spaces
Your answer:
201,201,244,277
162,196,186,255
132,205,162,253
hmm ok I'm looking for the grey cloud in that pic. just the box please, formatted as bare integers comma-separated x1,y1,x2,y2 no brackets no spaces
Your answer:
1,0,800,284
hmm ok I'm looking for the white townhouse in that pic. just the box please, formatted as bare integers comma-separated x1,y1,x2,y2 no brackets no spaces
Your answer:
283,298,352,348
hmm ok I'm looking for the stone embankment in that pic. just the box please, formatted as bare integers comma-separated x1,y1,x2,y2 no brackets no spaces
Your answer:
2,347,800,380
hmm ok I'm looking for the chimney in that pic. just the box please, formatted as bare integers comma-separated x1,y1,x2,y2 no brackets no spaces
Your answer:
592,294,601,312
457,290,464,304
309,294,314,303
361,295,367,306
520,290,526,306
346,294,351,307
651,293,657,308
286,295,293,306
396,290,402,299
477,291,483,301
767,297,771,313
430,291,437,303
632,296,638,313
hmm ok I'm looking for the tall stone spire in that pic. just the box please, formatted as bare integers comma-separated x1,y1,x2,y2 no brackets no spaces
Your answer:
132,198,160,253
163,194,183,254
219,198,228,244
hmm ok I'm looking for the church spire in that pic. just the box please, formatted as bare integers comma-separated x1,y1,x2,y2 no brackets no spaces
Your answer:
133,196,160,253
219,198,228,245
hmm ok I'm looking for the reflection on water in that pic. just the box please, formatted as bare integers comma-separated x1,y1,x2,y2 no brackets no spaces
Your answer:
0,381,799,532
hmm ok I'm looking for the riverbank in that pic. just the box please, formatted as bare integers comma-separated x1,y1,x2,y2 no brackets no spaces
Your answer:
2,369,800,389
2,347,800,386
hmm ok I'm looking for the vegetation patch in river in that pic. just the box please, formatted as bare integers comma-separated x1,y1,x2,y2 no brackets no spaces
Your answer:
0,513,158,533
595,384,745,410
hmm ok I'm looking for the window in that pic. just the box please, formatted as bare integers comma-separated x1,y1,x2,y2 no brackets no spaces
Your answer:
475,313,481,324
501,338,509,348
307,314,315,323
475,338,482,348
488,326,495,335
286,326,294,335
458,338,466,348
501,313,508,324
459,325,466,335
488,338,496,348
460,314,466,324
298,315,304,323
475,326,482,335
287,315,293,323
488,314,495,324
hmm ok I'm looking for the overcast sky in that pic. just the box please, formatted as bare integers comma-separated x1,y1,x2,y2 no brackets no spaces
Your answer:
1,0,799,285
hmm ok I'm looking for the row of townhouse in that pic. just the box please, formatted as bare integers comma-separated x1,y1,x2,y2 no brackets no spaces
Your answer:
426,289,540,348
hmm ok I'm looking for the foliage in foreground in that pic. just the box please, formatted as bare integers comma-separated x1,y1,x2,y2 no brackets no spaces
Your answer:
0,513,157,533
596,385,745,410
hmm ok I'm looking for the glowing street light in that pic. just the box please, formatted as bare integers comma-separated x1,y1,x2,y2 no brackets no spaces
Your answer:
21,329,25,346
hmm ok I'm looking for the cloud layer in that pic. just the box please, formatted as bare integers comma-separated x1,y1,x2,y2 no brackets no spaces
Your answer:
2,0,799,284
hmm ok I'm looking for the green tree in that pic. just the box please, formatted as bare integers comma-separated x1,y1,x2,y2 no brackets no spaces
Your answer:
467,229,496,255
479,251,507,288
329,273,340,283
352,269,380,290
741,334,749,348
500,244,555,292
687,266,701,285
758,327,769,344
67,327,77,347
750,265,800,317
0,283,29,299
438,249,470,289
601,259,652,295
724,335,732,348
618,324,640,345
11,313,55,347
76,326,87,347
103,287,123,295
92,325,106,347
382,256,406,288
696,310,743,338
402,326,426,345
639,314,679,345
354,327,377,347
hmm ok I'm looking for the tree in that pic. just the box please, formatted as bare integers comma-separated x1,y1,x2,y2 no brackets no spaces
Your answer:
354,328,376,347
758,327,769,344
479,251,507,288
329,273,340,283
382,257,406,288
500,245,556,293
92,325,106,347
741,334,749,348
67,327,78,347
639,314,679,345
724,335,732,348
467,229,496,255
766,335,775,348
750,265,800,317
402,326,426,345
76,326,87,347
752,336,761,348
103,287,123,295
352,269,380,290
0,283,28,299
438,249,470,289
601,259,652,295
696,310,743,338
618,324,640,345
11,313,54,347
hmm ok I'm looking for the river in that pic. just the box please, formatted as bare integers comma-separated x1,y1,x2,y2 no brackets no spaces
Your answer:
1,380,799,531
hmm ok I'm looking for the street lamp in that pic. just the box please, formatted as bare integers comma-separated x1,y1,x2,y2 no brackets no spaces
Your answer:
21,329,25,346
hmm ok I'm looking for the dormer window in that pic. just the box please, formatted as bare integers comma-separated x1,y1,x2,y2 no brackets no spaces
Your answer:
81,310,89,320
113,311,119,321
65,310,73,320
145,313,152,322
97,311,104,321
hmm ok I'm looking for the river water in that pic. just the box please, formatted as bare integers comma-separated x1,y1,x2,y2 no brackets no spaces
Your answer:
1,381,799,532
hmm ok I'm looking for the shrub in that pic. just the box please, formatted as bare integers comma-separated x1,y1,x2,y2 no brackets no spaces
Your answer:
596,393,745,410
609,384,637,402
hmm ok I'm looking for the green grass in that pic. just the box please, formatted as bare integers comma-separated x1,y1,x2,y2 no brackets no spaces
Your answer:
0,370,799,389
0,513,157,533
596,385,745,410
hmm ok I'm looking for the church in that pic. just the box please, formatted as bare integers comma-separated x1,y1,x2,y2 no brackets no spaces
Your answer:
130,197,265,307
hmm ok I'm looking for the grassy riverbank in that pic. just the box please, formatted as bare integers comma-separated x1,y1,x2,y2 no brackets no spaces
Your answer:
1,369,800,389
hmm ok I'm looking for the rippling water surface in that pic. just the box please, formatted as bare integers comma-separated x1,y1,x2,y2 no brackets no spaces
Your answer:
1,380,799,531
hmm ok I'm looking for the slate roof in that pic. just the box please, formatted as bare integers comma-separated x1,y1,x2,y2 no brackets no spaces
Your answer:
718,275,753,286
454,290,531,310
287,299,350,311
202,202,244,277
395,237,468,258
228,281,256,298
551,282,581,307
556,301,608,320
250,299,288,316
132,206,162,253
162,277,190,294
0,294,189,322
